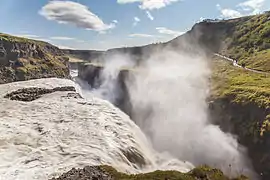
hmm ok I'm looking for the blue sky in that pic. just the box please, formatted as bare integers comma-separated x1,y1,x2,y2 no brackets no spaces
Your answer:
0,0,269,50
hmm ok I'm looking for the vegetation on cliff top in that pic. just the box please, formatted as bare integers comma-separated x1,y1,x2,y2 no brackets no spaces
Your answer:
0,33,49,46
102,165,249,180
220,12,270,72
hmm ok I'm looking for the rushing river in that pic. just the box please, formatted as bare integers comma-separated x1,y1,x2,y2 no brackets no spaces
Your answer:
0,72,193,180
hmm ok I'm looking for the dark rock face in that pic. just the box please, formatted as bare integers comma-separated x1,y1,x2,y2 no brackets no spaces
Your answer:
209,98,270,180
50,166,114,180
78,63,103,88
4,86,76,101
0,37,70,84
77,63,133,117
62,49,104,62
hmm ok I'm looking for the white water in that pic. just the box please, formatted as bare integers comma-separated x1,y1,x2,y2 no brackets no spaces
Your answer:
0,76,193,180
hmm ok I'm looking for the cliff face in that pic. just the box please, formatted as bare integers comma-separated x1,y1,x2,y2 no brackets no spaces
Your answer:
0,33,70,83
194,15,270,180
210,56,270,180
209,98,270,179
77,63,133,116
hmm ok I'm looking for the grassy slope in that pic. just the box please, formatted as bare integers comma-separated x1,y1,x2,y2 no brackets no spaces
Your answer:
211,56,270,108
0,33,49,46
221,12,270,72
210,12,270,137
211,55,270,127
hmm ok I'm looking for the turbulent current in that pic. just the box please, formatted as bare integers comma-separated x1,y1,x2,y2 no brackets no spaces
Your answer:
0,71,193,180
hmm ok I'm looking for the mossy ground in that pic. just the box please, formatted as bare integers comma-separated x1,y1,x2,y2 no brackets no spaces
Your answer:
100,165,248,180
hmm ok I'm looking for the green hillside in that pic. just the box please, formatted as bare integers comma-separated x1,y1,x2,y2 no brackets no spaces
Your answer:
224,12,270,71
208,12,270,179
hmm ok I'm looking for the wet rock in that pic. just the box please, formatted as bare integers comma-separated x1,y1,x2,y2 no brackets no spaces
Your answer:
64,92,83,99
4,86,76,101
77,63,133,117
50,166,114,180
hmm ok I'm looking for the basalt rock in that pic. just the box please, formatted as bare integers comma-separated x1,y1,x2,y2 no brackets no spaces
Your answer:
50,166,114,180
77,63,133,117
4,86,76,101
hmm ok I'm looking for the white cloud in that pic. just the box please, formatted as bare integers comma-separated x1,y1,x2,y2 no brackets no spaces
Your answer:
55,45,76,49
217,0,265,19
134,17,140,22
129,33,154,38
76,39,86,43
50,36,75,40
238,0,265,14
34,38,52,42
117,0,180,10
13,34,40,38
156,27,185,37
39,1,115,32
220,9,242,19
146,11,154,20
50,37,86,43
133,16,141,26
118,0,141,3
113,20,118,24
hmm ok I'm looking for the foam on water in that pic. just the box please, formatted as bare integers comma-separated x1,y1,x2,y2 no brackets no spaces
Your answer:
0,77,193,180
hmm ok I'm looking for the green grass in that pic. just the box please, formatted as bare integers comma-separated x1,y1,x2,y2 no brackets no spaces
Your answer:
100,165,248,180
211,56,270,108
223,12,270,72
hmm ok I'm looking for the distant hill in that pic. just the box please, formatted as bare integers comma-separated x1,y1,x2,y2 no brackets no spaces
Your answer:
65,12,270,72
178,12,270,72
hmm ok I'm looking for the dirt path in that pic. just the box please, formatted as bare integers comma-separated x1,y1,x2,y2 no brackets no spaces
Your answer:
214,53,269,75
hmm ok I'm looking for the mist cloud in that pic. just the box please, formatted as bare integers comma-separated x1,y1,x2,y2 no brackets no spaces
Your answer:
124,49,256,178
90,43,257,179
